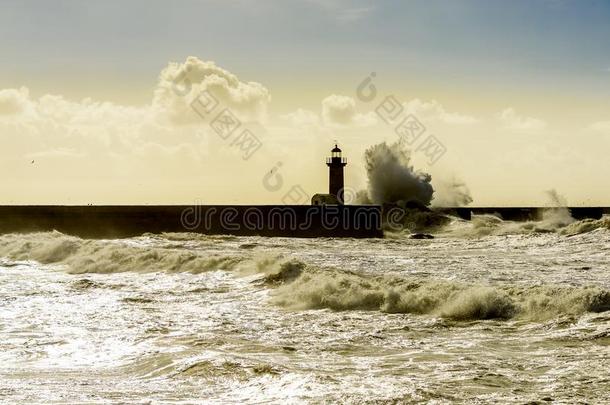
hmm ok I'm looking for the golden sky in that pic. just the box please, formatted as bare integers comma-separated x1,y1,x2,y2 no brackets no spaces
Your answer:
1,1,609,206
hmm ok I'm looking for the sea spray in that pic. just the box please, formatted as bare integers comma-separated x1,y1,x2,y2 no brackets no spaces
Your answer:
363,142,434,206
360,141,473,208
431,176,474,207
440,212,604,238
359,141,475,232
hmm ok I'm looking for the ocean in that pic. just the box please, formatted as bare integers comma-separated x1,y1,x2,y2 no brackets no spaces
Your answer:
1,214,609,403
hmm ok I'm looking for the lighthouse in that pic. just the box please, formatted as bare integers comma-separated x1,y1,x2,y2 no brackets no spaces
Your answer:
311,144,348,205
327,144,347,203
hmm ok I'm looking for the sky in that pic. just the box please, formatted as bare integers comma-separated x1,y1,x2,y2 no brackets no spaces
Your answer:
0,0,609,205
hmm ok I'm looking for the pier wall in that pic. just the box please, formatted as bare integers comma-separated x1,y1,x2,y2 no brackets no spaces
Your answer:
0,205,606,239
0,205,383,239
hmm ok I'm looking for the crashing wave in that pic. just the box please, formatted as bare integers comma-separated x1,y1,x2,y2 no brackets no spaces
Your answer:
437,211,610,238
264,261,610,321
1,232,608,321
0,232,243,274
560,215,610,236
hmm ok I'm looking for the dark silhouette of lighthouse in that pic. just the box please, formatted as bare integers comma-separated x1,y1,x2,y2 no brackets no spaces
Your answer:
326,144,347,203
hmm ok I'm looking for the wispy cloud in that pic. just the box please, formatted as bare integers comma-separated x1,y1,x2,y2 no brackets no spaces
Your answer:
589,121,610,132
337,6,374,22
496,108,547,133
307,0,374,22
403,99,479,125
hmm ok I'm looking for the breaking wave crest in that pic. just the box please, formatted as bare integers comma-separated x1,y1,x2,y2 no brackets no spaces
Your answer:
560,215,610,236
0,232,243,274
263,259,610,321
440,212,610,238
2,233,608,322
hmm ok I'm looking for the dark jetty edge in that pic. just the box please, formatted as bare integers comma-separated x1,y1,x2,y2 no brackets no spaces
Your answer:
0,205,606,239
0,205,384,239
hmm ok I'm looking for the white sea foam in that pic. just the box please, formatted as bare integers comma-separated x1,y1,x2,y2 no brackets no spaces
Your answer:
0,232,244,274
265,262,610,320
0,230,609,403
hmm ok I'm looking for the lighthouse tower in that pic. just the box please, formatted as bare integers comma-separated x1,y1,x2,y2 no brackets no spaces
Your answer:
326,144,347,203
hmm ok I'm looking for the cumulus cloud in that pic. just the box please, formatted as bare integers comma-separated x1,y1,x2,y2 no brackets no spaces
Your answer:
2,55,564,205
0,87,32,116
404,99,478,125
0,91,175,164
497,108,547,132
0,57,320,203
153,56,271,125
291,96,475,130
0,56,272,161
322,94,355,125
321,94,376,127
281,108,320,127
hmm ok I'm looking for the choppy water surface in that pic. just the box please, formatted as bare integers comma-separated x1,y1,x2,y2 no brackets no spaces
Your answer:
1,215,609,403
